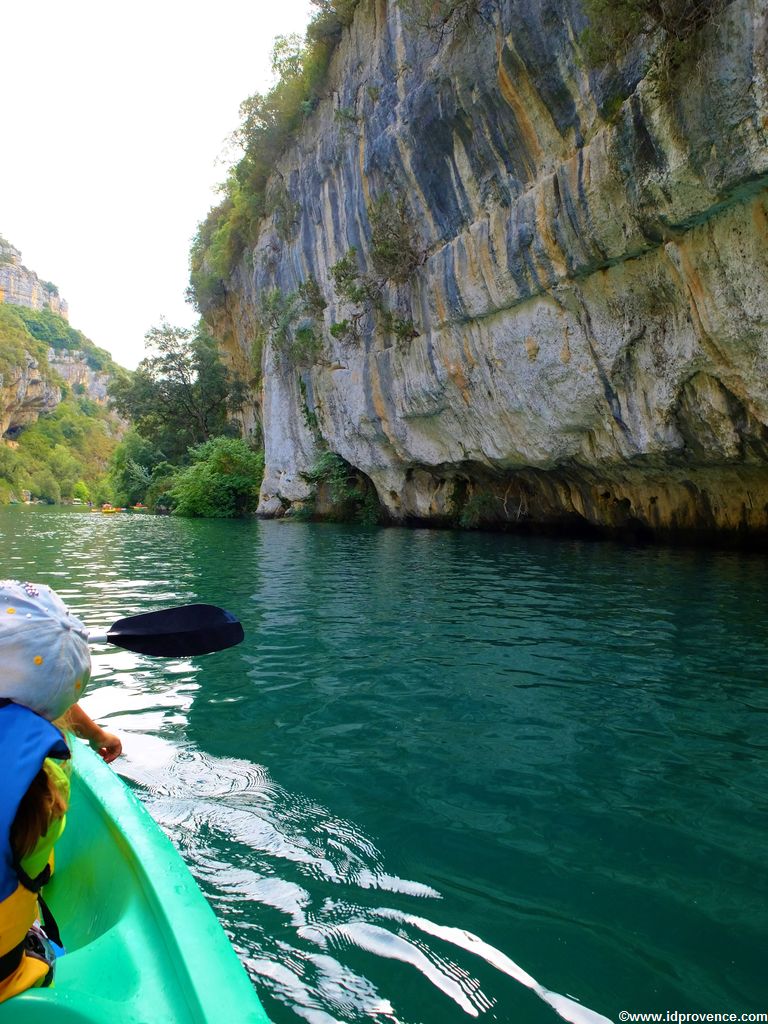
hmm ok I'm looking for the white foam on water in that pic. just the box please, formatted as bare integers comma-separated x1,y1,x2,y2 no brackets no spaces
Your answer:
301,920,484,1017
374,909,614,1024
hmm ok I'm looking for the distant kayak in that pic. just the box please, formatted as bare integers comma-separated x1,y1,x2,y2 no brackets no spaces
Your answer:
4,742,270,1023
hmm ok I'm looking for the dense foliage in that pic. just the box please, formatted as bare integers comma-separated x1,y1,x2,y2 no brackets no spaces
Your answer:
106,321,262,518
170,437,264,518
0,305,49,382
0,283,265,520
0,304,119,504
108,321,247,463
0,396,118,505
11,305,119,373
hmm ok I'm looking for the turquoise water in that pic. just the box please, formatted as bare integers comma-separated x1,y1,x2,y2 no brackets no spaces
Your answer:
1,504,767,1022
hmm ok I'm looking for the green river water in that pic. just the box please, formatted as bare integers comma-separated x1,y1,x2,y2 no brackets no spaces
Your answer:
1,505,766,1023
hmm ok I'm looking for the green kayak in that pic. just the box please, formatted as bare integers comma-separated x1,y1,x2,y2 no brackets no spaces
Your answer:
3,741,270,1024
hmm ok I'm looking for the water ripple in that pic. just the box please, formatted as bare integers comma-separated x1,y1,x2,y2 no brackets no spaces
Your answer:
3,507,768,1020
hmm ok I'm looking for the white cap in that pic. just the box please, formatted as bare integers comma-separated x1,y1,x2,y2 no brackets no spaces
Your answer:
0,580,91,721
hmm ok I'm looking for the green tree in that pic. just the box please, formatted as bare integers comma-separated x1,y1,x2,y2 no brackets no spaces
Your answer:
170,437,264,518
108,429,163,506
109,320,247,462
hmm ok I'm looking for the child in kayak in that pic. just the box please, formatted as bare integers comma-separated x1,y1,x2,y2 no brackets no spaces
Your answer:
0,580,121,1002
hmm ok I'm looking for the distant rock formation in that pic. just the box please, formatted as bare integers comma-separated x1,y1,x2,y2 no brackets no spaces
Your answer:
0,355,60,438
0,237,69,319
47,348,109,403
0,237,114,438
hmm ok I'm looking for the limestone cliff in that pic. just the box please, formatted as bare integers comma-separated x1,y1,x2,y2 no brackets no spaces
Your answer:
0,239,69,319
48,349,109,403
0,355,60,438
208,0,768,540
0,242,114,436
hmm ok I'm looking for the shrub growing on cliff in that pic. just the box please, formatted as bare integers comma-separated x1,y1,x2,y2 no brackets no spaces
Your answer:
580,0,727,75
330,248,378,305
259,281,327,367
300,451,381,524
368,193,422,284
329,245,420,349
170,437,264,518
188,3,362,312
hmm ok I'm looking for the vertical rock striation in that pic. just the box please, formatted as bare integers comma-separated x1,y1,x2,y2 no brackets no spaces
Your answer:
211,0,768,539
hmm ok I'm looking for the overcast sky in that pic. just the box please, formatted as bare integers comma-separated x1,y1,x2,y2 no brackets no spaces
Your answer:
1,0,314,369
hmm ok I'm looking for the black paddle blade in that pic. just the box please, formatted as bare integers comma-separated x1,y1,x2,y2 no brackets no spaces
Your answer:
106,604,244,657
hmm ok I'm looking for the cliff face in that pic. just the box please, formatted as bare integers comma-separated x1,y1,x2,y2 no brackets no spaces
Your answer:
0,356,61,437
0,240,69,319
213,0,768,538
0,240,112,437
48,349,109,403
0,349,111,438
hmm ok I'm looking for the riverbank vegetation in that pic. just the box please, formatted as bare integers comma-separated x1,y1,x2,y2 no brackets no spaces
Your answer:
0,303,121,505
0,395,119,506
1,303,263,518
106,320,262,518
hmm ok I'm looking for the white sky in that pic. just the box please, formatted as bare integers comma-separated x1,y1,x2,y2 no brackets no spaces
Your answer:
1,0,314,369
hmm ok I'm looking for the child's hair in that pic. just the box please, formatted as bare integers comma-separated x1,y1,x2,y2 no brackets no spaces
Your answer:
10,765,68,860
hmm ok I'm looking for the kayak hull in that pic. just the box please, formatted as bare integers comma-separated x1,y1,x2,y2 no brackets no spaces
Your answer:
3,742,270,1024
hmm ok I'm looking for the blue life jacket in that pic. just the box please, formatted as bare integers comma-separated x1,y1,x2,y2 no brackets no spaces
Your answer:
0,700,69,987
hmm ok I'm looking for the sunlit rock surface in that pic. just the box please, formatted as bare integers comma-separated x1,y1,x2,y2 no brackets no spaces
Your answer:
0,239,69,319
1,240,110,436
48,349,109,403
0,355,60,437
212,0,768,538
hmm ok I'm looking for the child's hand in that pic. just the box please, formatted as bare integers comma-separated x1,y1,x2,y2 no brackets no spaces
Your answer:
93,731,122,764
68,704,123,763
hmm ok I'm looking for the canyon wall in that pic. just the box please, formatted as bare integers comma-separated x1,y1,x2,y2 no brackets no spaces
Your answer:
0,239,69,319
0,354,60,437
0,239,111,436
211,0,768,539
0,348,111,438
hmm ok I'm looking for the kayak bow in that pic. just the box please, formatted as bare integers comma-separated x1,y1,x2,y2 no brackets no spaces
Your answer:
4,742,270,1024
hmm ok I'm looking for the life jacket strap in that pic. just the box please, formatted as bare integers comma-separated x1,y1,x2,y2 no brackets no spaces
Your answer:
0,940,24,983
11,860,63,949
9,855,63,944
37,895,62,950
13,860,51,895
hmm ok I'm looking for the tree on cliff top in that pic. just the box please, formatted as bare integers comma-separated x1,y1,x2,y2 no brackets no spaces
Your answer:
109,320,247,463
